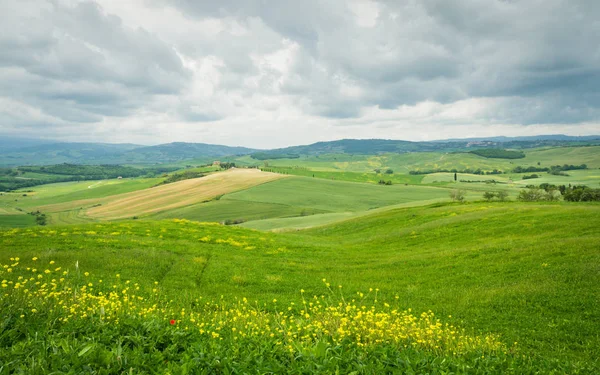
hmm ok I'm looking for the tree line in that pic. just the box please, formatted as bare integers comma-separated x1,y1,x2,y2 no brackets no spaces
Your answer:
517,183,600,202
251,153,300,160
0,164,178,192
511,164,587,174
410,168,503,175
469,149,525,159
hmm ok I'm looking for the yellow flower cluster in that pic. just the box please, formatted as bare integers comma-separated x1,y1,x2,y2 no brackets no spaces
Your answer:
1,257,505,356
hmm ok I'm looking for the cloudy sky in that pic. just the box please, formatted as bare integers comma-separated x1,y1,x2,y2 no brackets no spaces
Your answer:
1,0,599,148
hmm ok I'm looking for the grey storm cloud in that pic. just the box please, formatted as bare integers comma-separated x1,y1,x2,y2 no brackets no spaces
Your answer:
0,0,598,144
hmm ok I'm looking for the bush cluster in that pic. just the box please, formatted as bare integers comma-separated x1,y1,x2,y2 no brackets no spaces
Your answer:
482,191,509,201
517,184,600,202
155,171,204,186
469,149,525,159
522,174,539,180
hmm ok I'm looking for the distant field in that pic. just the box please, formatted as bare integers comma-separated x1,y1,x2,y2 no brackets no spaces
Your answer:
510,169,600,187
0,145,598,230
0,178,162,209
239,199,450,231
26,178,164,207
421,172,511,184
0,170,459,229
49,209,99,226
262,167,424,184
0,213,36,227
240,211,358,231
0,178,164,226
150,175,451,228
151,199,326,223
523,146,600,168
84,169,285,220
226,176,450,212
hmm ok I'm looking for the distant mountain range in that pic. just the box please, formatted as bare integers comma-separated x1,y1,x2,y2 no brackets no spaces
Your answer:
0,135,598,166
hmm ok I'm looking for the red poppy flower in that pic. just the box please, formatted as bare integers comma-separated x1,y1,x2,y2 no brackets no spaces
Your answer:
170,319,176,325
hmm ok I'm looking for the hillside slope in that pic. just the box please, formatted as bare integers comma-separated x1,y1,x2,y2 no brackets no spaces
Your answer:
83,169,285,220
2,202,598,370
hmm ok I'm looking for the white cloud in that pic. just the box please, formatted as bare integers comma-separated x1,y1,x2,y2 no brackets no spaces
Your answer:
0,0,598,147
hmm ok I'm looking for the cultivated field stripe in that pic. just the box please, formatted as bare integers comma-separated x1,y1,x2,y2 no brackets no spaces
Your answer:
85,169,286,220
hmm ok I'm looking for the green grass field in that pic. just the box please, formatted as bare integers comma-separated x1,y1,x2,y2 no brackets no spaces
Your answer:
0,178,163,209
263,166,425,184
83,169,285,220
1,202,598,372
0,213,36,227
2,170,453,229
511,169,600,187
225,177,450,212
0,178,164,227
148,176,454,230
151,199,327,223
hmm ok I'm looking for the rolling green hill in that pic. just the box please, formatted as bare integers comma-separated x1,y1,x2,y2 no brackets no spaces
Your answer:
0,178,164,227
1,202,598,372
49,169,285,220
224,177,450,212
149,176,453,229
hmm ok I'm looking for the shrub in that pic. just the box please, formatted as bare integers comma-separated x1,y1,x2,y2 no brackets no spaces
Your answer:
496,191,509,201
449,189,466,202
157,171,204,185
35,214,47,226
224,218,246,225
562,186,600,202
549,170,569,176
482,191,496,201
517,188,545,202
522,174,539,180
512,166,548,173
517,187,560,202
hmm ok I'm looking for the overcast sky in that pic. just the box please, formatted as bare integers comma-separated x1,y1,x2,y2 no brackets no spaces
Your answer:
1,0,599,148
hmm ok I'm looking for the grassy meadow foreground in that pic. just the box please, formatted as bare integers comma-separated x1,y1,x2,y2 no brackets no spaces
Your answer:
1,144,600,373
2,203,599,373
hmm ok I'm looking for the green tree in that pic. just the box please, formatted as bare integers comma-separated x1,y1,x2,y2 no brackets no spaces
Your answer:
483,191,496,201
517,187,545,202
449,189,466,202
496,191,509,201
545,189,560,202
